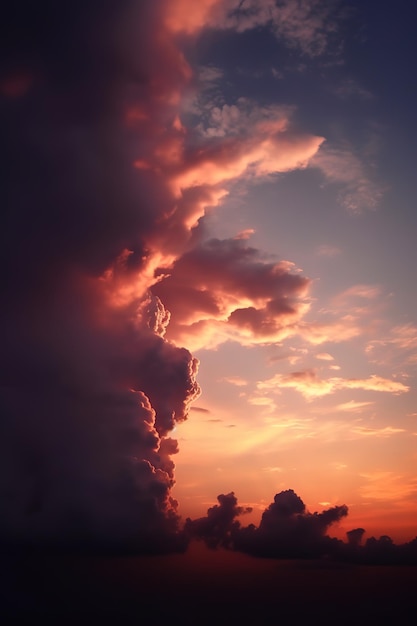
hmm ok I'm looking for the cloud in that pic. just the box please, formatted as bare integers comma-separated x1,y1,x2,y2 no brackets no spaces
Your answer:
196,98,295,138
315,244,342,257
171,100,324,211
346,527,366,546
185,492,252,549
198,65,224,84
333,284,382,303
332,78,373,100
0,0,207,554
293,283,383,345
166,0,345,58
153,236,312,350
366,324,417,366
258,370,410,399
188,489,348,558
359,472,417,502
310,144,385,213
172,116,324,194
315,352,334,361
222,376,249,387
297,316,363,344
351,425,406,438
335,400,375,412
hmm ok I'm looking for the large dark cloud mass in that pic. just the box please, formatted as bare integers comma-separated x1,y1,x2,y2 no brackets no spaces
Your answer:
0,0,201,554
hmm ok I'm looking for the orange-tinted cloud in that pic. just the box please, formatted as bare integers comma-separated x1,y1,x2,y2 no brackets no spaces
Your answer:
153,236,311,350
335,400,375,412
164,0,221,34
297,316,363,345
172,131,323,194
366,324,417,366
333,284,382,304
165,0,345,58
258,369,410,400
315,352,334,361
360,472,417,502
351,426,406,438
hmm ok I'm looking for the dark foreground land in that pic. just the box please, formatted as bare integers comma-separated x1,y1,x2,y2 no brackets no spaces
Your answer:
1,544,415,624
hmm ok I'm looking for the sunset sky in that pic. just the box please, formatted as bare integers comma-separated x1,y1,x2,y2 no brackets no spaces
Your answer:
163,0,417,542
1,0,416,560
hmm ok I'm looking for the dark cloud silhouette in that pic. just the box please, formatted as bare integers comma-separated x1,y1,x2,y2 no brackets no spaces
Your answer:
233,490,348,559
334,532,417,566
185,492,252,549
346,527,365,547
186,489,417,564
186,489,348,559
0,0,201,555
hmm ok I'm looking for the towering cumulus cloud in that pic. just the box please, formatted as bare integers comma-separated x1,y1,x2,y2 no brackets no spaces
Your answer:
0,0,204,553
1,1,325,553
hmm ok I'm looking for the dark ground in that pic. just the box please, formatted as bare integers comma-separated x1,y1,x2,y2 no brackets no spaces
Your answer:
1,544,415,624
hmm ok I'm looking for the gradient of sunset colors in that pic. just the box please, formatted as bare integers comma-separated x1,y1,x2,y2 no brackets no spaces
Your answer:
1,0,416,559
159,0,417,543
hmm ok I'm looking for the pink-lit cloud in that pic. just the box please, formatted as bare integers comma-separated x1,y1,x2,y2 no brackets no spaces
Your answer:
366,324,417,366
315,352,335,361
335,400,375,412
222,376,249,387
351,426,406,438
257,369,410,400
153,236,312,350
297,315,363,345
310,144,385,213
173,131,322,193
166,0,345,58
333,284,382,303
315,244,342,257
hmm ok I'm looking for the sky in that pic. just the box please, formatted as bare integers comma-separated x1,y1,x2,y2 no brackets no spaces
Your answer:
163,0,417,544
1,0,416,568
